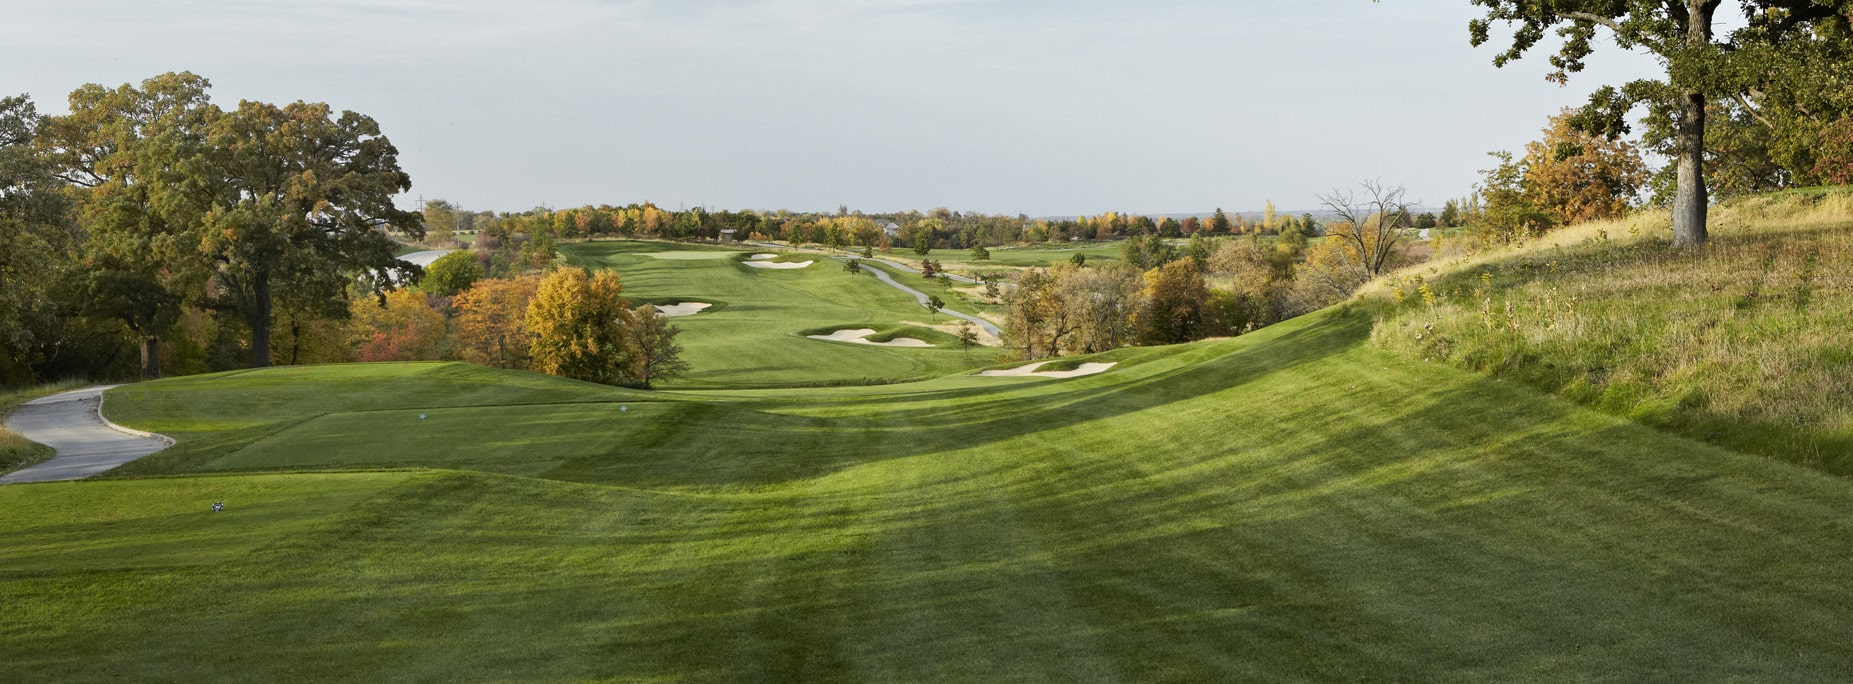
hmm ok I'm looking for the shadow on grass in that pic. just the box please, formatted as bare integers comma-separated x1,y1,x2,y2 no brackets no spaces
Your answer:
23,375,1853,679
540,310,1372,488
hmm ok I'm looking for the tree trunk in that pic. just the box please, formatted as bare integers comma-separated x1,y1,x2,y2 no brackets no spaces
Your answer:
248,271,273,368
1672,89,1710,248
289,317,301,366
1671,0,1714,248
139,337,160,380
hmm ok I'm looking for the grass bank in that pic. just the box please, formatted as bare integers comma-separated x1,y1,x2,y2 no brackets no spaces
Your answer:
1369,187,1853,472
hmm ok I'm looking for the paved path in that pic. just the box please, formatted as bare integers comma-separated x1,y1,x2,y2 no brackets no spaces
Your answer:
1,386,172,484
399,249,455,268
840,258,1003,337
856,257,980,284
386,249,456,285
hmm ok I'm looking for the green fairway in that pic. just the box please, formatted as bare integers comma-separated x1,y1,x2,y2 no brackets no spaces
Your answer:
894,241,1126,271
9,301,1853,679
559,240,989,388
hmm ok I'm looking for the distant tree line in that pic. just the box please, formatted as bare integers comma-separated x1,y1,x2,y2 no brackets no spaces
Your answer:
416,198,1328,259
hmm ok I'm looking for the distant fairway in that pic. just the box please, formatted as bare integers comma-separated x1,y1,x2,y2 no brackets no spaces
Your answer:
901,241,1126,270
559,240,989,388
5,304,1853,679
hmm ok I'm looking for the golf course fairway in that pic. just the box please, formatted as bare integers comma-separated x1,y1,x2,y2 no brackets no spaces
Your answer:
9,301,1853,680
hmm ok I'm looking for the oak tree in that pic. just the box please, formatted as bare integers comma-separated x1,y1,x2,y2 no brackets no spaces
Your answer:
200,97,423,368
1468,0,1853,246
42,73,216,379
0,95,86,382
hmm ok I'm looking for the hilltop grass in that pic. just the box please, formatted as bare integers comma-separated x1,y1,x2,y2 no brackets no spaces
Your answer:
560,240,987,388
1370,187,1853,472
10,306,1853,678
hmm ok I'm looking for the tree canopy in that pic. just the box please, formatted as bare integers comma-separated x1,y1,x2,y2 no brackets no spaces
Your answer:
526,268,632,386
1468,0,1853,247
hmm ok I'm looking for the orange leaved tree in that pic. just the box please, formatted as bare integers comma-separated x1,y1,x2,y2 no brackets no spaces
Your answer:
453,275,542,369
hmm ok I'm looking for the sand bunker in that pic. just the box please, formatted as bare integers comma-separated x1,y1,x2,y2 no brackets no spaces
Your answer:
743,259,813,269
749,253,779,259
979,361,1117,379
653,302,712,317
806,328,934,348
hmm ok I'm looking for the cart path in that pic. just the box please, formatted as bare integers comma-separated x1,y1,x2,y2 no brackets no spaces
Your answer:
840,258,1003,337
1,386,172,484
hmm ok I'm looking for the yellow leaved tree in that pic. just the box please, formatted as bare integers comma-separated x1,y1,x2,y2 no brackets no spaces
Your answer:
525,268,632,385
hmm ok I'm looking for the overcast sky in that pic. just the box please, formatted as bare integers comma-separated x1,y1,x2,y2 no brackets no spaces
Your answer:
5,0,1666,215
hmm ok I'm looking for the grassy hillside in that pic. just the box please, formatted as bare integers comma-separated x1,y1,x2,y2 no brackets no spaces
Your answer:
1370,187,1853,473
8,304,1853,679
560,241,988,388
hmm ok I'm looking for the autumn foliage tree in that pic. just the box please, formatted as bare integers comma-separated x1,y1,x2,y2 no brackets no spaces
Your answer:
1135,260,1212,345
351,289,446,362
1474,110,1651,245
1003,268,1078,360
1817,118,1853,185
1209,238,1297,328
1059,264,1144,354
1519,110,1650,224
452,276,541,369
525,268,632,385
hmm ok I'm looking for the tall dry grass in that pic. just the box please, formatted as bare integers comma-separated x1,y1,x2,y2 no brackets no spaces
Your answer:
1367,188,1853,473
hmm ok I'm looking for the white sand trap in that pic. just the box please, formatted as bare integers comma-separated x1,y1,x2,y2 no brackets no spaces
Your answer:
979,361,1117,379
749,253,779,259
654,302,712,317
743,260,813,269
806,328,934,347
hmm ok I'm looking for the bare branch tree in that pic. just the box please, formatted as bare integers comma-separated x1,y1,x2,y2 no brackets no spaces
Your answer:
1316,180,1414,282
